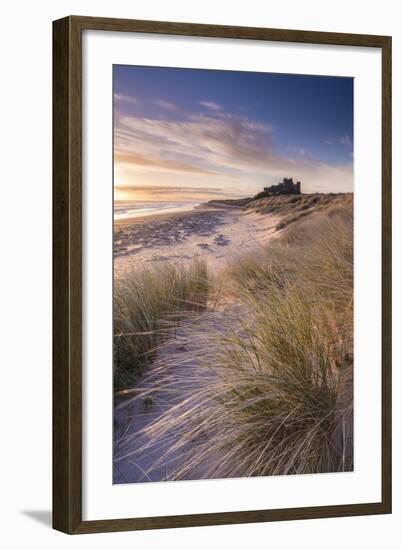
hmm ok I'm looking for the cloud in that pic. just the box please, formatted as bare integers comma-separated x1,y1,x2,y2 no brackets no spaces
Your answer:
338,134,352,147
288,147,312,158
115,151,213,175
115,113,274,173
200,101,223,111
115,184,228,198
114,110,353,196
155,99,181,112
114,93,139,104
325,134,353,148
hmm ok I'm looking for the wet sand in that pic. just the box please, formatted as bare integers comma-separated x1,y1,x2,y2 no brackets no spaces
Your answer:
114,206,280,278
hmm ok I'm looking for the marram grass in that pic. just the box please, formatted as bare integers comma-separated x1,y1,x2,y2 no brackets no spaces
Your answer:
116,201,353,479
113,258,209,390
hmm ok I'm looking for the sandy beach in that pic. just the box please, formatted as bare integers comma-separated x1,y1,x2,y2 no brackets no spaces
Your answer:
113,194,353,483
114,206,280,278
113,205,280,483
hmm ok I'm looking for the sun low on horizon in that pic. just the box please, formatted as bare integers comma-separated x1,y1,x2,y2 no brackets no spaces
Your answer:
113,66,353,202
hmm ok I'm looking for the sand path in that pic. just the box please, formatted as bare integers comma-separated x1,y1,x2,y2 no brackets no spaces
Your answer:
113,304,246,484
113,207,279,483
114,319,215,484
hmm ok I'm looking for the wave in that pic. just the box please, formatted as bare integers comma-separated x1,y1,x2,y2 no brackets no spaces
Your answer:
114,201,201,220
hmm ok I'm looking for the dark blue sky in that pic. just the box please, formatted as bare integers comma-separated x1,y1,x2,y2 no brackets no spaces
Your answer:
113,65,353,200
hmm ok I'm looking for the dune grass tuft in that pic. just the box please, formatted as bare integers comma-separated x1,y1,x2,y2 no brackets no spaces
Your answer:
114,258,209,389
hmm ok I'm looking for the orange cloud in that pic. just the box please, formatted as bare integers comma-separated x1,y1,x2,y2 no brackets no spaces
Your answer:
114,110,353,199
115,151,213,175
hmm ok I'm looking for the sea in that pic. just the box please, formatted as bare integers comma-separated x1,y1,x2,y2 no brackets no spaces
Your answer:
114,200,201,221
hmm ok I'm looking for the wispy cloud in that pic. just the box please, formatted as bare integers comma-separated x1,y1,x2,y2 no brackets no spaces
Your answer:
200,101,223,111
115,113,274,172
155,99,181,112
115,110,353,197
287,146,313,158
115,151,213,175
114,93,139,104
325,134,353,148
338,134,352,147
115,184,228,197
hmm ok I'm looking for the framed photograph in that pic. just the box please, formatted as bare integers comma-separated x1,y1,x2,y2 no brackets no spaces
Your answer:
53,16,392,534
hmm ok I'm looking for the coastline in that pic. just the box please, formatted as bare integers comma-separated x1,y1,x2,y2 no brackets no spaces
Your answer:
114,206,280,277
114,204,226,227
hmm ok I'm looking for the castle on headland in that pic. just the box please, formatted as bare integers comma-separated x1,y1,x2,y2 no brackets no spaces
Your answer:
263,177,301,195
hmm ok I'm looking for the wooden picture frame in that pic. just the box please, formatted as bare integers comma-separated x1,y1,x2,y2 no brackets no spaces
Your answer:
53,15,392,534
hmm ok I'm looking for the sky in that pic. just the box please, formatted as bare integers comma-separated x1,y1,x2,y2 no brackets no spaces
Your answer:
114,65,353,201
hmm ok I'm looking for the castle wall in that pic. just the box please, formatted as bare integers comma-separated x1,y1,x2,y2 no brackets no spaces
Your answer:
263,178,301,195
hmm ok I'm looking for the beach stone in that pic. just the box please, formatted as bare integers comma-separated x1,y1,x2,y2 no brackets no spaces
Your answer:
214,235,230,246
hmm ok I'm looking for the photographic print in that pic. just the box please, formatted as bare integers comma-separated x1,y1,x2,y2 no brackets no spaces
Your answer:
52,17,391,533
113,65,354,484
